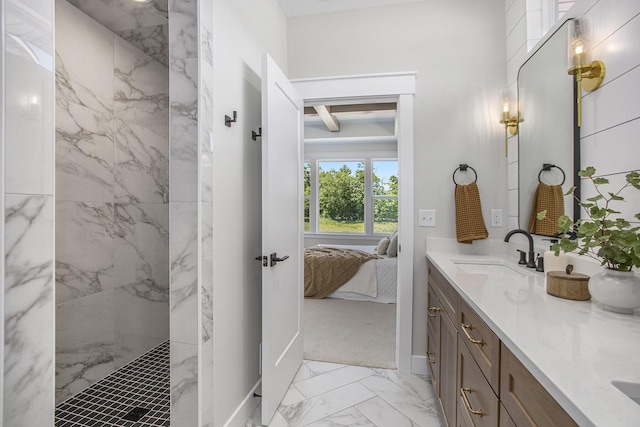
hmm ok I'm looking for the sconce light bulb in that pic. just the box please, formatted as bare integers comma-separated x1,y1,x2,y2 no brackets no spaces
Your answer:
575,45,583,55
503,103,509,113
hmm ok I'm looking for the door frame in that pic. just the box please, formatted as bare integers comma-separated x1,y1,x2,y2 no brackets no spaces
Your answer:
292,72,416,373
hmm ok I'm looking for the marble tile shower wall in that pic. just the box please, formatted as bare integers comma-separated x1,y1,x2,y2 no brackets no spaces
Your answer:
3,0,56,425
54,0,169,405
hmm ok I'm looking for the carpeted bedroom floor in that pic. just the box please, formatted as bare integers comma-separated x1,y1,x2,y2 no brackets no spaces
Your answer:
303,298,396,369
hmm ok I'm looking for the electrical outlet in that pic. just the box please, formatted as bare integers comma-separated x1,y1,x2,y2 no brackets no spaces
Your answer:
491,209,503,227
419,209,436,227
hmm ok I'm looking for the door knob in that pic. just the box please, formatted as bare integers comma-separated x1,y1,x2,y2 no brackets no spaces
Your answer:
270,253,289,267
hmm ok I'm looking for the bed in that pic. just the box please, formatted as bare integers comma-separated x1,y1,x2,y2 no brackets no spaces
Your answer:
305,244,397,303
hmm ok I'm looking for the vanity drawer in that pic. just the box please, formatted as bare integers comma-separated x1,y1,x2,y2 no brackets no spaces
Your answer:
499,404,516,427
429,264,458,321
458,336,499,427
427,284,442,338
459,298,500,393
500,343,578,427
427,328,440,395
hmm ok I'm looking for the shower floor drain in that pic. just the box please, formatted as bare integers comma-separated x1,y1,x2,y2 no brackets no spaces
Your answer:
123,407,151,421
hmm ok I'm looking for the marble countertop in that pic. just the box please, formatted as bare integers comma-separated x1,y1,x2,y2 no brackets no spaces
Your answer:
426,251,640,427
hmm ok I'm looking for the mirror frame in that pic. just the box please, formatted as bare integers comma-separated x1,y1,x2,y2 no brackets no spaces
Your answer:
517,18,581,234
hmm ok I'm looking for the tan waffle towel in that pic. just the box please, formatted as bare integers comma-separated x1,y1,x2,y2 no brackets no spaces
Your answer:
528,182,564,236
455,182,488,244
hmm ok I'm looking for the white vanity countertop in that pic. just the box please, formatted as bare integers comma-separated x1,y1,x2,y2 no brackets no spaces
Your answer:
426,251,640,427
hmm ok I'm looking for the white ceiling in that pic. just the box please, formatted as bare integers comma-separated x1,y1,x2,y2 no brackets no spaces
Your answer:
276,0,425,18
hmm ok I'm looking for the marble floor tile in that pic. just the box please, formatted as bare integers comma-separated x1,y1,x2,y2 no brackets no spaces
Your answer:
359,375,442,427
295,365,374,399
306,407,375,427
250,361,442,427
356,396,422,427
279,382,375,427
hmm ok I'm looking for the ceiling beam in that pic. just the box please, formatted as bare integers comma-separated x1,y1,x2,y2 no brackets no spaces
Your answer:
313,105,340,132
304,102,397,115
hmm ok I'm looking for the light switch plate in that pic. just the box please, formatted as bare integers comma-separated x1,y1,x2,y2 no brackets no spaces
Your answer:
419,209,436,227
491,209,503,227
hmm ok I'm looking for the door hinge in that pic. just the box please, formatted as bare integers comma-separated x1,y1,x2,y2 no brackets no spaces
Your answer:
255,255,268,267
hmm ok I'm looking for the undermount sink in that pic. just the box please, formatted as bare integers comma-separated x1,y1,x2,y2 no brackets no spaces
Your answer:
612,380,640,406
452,259,531,277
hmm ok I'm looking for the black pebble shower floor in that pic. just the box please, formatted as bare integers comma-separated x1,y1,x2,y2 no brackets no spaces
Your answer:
55,340,170,427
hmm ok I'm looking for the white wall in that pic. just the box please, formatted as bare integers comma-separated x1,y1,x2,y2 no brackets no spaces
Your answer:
211,0,287,425
287,0,508,359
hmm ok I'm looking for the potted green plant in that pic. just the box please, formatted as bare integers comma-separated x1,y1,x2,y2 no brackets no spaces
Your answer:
538,167,640,314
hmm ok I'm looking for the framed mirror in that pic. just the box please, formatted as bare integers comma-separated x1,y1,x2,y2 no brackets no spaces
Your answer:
518,19,579,236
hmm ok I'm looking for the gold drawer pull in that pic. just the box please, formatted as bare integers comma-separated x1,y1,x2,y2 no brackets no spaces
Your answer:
461,323,484,346
427,351,436,364
460,387,484,417
428,306,442,317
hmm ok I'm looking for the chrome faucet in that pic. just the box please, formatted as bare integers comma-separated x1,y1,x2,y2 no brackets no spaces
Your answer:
504,229,536,268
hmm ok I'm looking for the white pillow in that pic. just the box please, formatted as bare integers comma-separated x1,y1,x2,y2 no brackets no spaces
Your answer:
387,231,399,257
376,237,390,255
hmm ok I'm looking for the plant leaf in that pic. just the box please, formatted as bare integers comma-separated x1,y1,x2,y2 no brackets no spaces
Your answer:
537,210,547,220
587,195,604,202
579,167,596,177
564,186,577,196
592,177,610,185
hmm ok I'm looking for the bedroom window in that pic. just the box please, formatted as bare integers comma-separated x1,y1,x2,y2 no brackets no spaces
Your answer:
305,158,398,235
318,161,365,233
373,160,398,234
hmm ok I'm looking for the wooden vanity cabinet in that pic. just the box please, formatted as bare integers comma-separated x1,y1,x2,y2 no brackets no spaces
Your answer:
458,298,500,393
427,262,579,427
458,336,500,427
500,343,578,427
428,266,459,427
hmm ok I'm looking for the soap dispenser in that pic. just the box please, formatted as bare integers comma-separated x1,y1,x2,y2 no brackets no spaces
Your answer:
543,238,567,273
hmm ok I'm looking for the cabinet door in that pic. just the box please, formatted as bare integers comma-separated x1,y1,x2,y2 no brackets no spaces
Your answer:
440,310,458,427
500,343,578,427
458,336,499,427
427,284,442,339
427,328,440,396
499,404,516,427
459,298,500,393
429,265,458,321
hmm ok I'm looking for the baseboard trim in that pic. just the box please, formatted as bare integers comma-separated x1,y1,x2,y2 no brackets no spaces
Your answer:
223,380,261,427
411,355,429,376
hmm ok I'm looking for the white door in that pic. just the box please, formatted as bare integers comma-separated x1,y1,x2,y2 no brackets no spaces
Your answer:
261,52,304,425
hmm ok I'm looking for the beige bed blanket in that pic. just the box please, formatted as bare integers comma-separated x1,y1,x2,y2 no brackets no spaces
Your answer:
304,246,380,299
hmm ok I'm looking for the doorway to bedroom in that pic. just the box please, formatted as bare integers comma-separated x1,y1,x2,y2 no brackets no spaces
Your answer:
301,101,400,369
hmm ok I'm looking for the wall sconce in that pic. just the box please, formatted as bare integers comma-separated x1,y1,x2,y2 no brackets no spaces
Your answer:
567,17,606,127
499,89,522,157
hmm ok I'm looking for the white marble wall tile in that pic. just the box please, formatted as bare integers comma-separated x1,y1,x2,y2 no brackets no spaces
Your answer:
56,101,115,202
55,290,115,404
200,60,214,203
170,58,199,202
3,194,54,426
56,0,114,114
118,24,169,67
113,332,167,369
170,202,198,345
201,202,213,342
114,202,169,291
169,0,198,59
200,0,213,67
114,37,169,133
56,202,114,304
171,341,199,427
4,44,54,195
113,286,169,364
113,118,169,203
66,0,167,34
202,338,214,427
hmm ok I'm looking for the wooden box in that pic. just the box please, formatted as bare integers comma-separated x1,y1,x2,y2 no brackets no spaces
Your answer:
546,271,591,301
